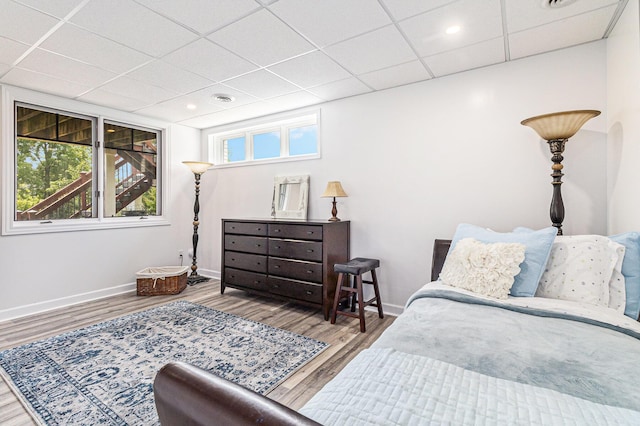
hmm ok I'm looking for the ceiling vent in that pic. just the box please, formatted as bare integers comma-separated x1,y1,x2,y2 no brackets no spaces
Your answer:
542,0,579,8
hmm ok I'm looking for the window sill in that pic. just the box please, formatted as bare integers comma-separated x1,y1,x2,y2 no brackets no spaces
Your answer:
212,153,320,169
2,216,170,236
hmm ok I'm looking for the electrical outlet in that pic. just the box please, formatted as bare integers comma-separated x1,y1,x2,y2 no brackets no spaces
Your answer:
178,249,184,256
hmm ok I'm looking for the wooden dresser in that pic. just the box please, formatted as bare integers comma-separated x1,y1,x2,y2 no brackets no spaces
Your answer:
221,219,350,320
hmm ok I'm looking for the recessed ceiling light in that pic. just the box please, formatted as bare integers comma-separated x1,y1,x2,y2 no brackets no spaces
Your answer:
186,103,197,110
445,25,461,35
211,93,235,103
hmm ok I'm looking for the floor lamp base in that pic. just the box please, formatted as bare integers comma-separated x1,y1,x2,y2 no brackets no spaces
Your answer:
187,274,209,286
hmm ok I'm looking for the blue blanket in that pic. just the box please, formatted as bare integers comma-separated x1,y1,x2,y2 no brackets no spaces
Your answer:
301,287,640,425
374,288,640,411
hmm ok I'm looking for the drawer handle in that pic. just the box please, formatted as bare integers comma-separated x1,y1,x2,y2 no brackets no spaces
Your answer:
274,246,281,249
254,280,260,284
256,262,261,265
306,231,314,235
256,227,262,231
274,265,280,269
306,290,313,295
306,249,314,253
255,244,262,247
273,284,280,289
273,229,281,233
306,270,313,274
231,258,236,261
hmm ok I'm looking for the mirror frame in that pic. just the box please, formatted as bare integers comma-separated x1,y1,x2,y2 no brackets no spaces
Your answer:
272,175,310,220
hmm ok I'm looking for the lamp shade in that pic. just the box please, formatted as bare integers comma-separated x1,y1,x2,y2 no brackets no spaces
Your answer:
183,161,213,174
321,181,348,198
520,110,600,140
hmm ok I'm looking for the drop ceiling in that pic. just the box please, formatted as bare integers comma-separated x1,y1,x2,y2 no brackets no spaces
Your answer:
0,0,627,129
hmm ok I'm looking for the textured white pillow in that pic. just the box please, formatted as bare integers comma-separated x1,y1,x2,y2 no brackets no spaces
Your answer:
439,238,526,300
535,235,625,309
608,243,626,313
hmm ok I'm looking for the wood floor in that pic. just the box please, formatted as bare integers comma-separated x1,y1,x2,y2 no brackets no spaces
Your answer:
0,280,395,425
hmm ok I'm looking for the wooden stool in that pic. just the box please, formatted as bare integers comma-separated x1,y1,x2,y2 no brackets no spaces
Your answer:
330,258,384,332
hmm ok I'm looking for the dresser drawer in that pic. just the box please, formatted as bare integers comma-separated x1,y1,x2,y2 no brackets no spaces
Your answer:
268,224,322,241
267,277,322,304
224,268,268,291
224,252,267,273
225,235,268,254
224,221,267,236
268,258,322,283
268,239,322,262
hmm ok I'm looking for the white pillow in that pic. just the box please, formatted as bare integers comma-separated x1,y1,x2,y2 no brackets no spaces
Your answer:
608,243,626,313
439,238,526,300
535,235,625,309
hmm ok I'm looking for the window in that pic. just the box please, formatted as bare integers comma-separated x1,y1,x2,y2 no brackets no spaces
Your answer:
2,86,166,235
209,111,320,166
103,121,159,217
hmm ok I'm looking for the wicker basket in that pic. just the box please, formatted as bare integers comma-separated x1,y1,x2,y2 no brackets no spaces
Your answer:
136,266,188,296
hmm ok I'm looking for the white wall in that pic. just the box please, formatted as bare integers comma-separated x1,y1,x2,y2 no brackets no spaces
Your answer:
201,42,608,312
0,120,200,319
607,0,640,234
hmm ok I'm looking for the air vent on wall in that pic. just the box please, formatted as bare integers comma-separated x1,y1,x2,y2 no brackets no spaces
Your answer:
543,0,579,8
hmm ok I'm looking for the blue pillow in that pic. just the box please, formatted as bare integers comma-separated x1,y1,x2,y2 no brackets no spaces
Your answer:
609,232,640,320
448,223,557,296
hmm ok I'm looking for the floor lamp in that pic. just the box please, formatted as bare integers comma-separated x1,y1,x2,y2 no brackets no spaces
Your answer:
521,110,600,235
183,161,213,285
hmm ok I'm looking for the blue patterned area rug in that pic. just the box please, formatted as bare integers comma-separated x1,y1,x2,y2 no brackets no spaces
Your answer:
0,301,328,425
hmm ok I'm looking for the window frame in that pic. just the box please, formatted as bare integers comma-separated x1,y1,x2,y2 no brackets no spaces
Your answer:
207,109,321,168
1,85,169,235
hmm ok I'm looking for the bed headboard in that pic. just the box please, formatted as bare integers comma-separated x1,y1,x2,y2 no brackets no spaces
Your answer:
431,239,451,282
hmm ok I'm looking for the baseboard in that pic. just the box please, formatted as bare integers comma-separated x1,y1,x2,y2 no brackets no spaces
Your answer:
0,271,221,322
365,303,403,316
0,282,136,322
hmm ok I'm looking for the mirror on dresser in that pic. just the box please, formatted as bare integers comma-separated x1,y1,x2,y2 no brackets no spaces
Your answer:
272,174,309,219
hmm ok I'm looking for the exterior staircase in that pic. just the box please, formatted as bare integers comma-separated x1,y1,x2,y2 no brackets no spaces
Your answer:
18,151,156,221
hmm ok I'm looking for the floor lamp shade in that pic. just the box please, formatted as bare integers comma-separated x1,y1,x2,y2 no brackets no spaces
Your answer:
521,110,600,235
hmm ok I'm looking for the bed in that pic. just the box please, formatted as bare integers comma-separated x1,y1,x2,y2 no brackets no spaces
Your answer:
154,224,640,425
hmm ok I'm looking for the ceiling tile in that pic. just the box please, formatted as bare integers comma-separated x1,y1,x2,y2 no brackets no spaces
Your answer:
0,36,29,66
127,60,214,95
399,0,503,57
425,37,505,77
358,60,431,90
180,101,282,128
380,0,459,21
1,67,91,97
224,69,300,99
19,48,117,86
505,0,619,33
264,90,322,111
207,9,314,66
269,0,391,47
13,0,86,19
509,5,617,60
98,75,179,104
163,38,256,82
324,25,418,75
308,77,372,101
39,24,152,74
135,0,260,35
77,88,149,111
177,83,261,111
69,0,198,57
135,96,225,122
267,51,351,88
0,0,60,44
